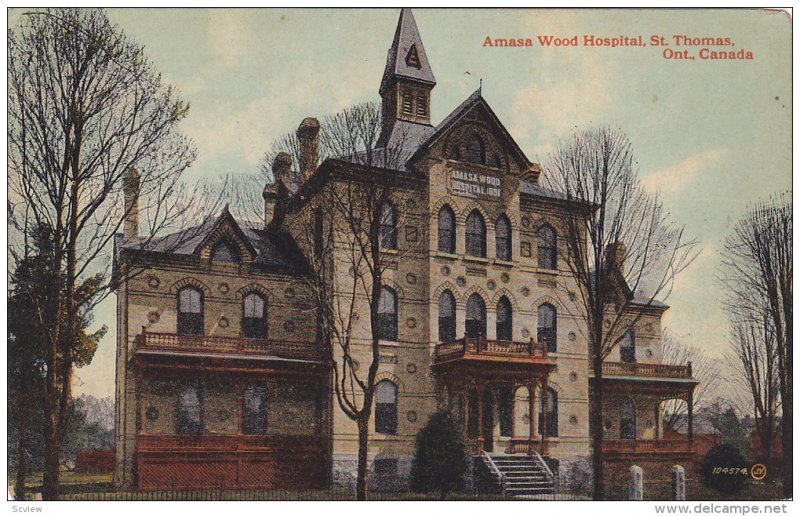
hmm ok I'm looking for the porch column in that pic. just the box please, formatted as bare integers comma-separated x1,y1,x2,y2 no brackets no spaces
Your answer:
540,378,549,456
477,381,485,446
655,401,661,440
687,389,694,443
528,378,536,452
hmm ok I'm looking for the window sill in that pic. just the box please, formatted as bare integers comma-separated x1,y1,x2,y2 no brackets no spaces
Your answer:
463,255,489,264
435,251,459,260
536,268,559,276
494,259,515,268
381,248,399,255
379,340,400,347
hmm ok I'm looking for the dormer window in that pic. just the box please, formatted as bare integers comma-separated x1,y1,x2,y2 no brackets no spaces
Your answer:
212,241,239,262
405,43,421,69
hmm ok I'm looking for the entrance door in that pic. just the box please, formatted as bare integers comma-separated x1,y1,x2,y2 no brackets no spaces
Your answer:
482,388,494,452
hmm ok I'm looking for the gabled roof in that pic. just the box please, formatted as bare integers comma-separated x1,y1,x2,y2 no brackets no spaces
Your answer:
379,8,436,95
192,206,258,258
407,88,532,169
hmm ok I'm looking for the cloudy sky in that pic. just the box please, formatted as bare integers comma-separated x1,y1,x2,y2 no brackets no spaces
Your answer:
10,8,789,398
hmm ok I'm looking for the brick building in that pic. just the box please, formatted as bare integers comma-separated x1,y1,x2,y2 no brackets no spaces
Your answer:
114,9,697,496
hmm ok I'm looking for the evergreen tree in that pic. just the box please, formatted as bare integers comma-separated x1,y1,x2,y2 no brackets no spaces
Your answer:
410,411,467,498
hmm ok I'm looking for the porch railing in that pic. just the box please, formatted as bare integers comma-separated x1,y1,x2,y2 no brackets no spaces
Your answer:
136,329,323,361
600,361,693,379
434,337,548,362
602,438,693,454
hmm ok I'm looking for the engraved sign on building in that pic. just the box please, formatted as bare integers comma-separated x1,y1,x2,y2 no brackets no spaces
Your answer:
450,169,502,199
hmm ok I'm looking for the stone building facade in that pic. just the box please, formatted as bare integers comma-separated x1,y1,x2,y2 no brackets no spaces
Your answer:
114,9,697,496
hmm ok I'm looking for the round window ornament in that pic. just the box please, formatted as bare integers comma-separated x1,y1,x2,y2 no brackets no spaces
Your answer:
569,415,578,425
500,272,510,284
456,276,467,287
406,317,417,329
218,282,230,294
406,362,417,374
406,273,417,285
148,276,160,289
645,322,654,332
147,311,160,324
146,406,159,421
284,320,296,332
487,279,496,291
521,328,530,338
520,287,530,297
407,411,418,423
568,291,577,301
646,349,654,358
569,372,578,382
441,265,451,276
568,331,577,342
218,316,230,328
522,216,531,229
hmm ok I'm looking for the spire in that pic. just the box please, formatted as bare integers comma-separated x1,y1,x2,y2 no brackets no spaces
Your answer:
379,8,436,95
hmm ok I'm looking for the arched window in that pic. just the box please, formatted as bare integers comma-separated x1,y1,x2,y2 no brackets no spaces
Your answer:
537,303,557,353
176,384,203,435
438,291,456,343
493,153,503,169
243,383,268,435
496,214,512,261
242,293,267,339
465,293,487,339
375,380,398,435
177,287,204,335
620,328,636,363
211,241,239,262
496,296,513,342
621,399,636,439
537,225,557,269
437,206,456,254
448,145,461,160
465,133,486,165
465,210,486,258
538,388,558,437
378,286,398,341
379,202,397,250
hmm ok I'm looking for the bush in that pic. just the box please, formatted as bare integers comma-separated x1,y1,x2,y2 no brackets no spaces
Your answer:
410,411,467,497
701,443,748,494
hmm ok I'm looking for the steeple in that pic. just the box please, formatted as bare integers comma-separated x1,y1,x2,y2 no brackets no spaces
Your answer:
379,9,436,138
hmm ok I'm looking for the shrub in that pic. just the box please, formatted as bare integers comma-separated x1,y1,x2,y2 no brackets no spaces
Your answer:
410,411,467,497
701,443,747,494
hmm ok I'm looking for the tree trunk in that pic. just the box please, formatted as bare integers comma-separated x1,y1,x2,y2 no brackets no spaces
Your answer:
781,392,792,497
15,432,28,501
356,416,370,500
591,356,605,500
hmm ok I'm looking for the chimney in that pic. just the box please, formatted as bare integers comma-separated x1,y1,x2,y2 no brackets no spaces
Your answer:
267,152,293,229
606,242,627,277
297,117,320,183
123,169,140,240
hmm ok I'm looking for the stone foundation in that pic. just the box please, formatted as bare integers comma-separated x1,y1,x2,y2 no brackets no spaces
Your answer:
332,453,414,492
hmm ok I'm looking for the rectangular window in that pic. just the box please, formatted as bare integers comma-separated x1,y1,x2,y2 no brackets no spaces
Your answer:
243,383,268,435
175,384,203,435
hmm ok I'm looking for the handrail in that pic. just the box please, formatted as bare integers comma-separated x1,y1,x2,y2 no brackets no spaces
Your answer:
532,450,555,479
434,337,549,362
599,361,693,379
482,451,506,493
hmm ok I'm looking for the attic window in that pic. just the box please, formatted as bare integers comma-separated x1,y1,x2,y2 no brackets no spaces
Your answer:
212,241,239,262
405,44,421,69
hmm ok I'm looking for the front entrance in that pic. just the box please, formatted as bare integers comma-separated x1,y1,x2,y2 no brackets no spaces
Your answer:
482,388,494,452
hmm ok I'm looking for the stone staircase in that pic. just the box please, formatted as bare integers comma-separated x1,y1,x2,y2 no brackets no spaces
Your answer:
481,453,556,497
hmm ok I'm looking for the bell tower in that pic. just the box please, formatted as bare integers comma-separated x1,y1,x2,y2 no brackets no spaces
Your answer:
379,9,436,143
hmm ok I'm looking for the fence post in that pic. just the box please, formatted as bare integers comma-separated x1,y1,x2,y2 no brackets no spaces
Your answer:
672,465,686,501
629,465,643,500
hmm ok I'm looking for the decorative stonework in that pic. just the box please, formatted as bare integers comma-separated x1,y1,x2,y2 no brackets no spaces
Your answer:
284,320,296,332
405,226,418,243
456,276,466,287
218,283,230,294
147,311,160,324
500,272,510,284
521,328,530,338
148,276,160,289
406,273,417,285
466,267,486,277
569,372,578,382
218,316,230,328
568,291,577,301
441,265,451,276
645,322,654,331
520,242,531,257
569,415,578,425
646,349,654,357
379,354,398,364
538,278,557,289
406,317,417,329
284,287,295,299
407,411,418,423
146,406,159,421
406,363,417,374
568,331,576,341
521,215,531,228
486,279,496,290
520,286,530,297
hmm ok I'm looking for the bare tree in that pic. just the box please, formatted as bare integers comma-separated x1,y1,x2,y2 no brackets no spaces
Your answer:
719,192,791,496
7,8,217,499
278,102,418,500
544,127,697,500
662,332,721,431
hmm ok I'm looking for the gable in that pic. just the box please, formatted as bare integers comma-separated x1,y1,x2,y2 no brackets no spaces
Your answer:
194,209,258,263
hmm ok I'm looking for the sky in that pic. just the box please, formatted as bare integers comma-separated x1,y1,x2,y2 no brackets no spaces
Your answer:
9,8,790,399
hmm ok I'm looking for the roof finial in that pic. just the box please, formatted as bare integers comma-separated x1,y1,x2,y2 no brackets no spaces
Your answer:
479,78,482,94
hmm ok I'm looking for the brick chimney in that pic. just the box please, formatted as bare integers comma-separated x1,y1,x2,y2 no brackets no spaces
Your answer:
606,242,627,277
123,169,140,240
297,118,320,184
267,152,293,229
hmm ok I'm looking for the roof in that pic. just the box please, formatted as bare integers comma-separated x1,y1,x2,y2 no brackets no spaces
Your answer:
119,210,308,275
379,8,436,94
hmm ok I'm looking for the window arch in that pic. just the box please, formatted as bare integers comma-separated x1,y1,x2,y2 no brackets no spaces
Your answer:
538,387,558,437
537,303,557,353
438,291,456,343
620,328,636,363
621,399,636,439
496,214,512,261
447,145,461,160
465,133,486,165
375,380,398,435
177,287,204,335
378,286,398,341
465,293,487,339
496,296,513,342
176,384,203,435
437,205,456,254
211,240,239,262
537,225,557,269
465,210,487,258
379,202,397,250
242,293,267,338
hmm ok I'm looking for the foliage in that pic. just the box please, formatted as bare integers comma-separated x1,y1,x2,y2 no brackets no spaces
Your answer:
410,412,467,496
701,444,747,494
